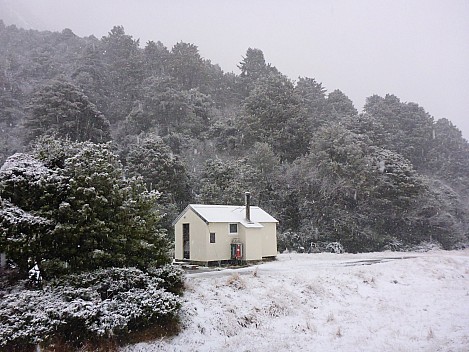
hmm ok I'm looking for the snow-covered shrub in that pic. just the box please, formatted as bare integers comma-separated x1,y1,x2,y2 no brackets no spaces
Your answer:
278,231,347,254
53,267,155,299
0,266,183,349
325,242,344,254
409,241,443,252
148,264,185,294
382,238,404,251
0,289,63,348
278,231,319,253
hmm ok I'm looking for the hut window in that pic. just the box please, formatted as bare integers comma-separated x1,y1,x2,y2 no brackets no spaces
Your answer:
229,223,238,234
210,232,216,243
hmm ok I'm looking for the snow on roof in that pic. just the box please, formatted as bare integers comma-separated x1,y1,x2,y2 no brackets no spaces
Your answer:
173,204,278,227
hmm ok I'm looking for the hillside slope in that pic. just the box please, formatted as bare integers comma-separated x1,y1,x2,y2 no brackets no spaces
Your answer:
123,250,469,352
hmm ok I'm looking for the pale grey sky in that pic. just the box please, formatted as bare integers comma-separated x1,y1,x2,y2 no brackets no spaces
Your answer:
2,0,469,139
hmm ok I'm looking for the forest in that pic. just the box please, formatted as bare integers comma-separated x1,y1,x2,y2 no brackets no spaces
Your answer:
1,21,469,256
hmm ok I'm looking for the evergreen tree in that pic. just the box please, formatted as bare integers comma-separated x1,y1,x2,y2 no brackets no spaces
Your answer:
0,153,67,276
280,123,434,252
326,89,358,119
27,44,59,80
0,139,171,279
198,158,261,205
125,133,191,208
101,26,144,122
125,134,192,233
411,179,468,249
245,142,280,208
25,79,110,144
71,41,109,113
364,94,434,169
0,197,53,277
51,141,170,273
238,48,270,81
122,74,213,137
0,68,25,164
201,61,239,108
294,77,328,130
237,48,277,97
169,42,206,90
341,113,388,148
426,118,469,190
208,117,242,153
144,40,170,77
241,72,309,161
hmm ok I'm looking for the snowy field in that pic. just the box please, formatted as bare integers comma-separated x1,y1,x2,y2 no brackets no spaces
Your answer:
122,250,469,352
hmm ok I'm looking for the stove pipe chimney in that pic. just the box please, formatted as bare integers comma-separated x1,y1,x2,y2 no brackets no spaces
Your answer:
245,192,251,222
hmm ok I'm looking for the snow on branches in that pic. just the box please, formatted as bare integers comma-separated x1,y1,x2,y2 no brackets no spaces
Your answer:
0,266,183,349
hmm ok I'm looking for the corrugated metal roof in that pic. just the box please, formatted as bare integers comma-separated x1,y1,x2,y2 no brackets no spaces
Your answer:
173,204,278,227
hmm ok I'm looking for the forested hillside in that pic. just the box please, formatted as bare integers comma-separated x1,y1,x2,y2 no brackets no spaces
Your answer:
1,21,468,252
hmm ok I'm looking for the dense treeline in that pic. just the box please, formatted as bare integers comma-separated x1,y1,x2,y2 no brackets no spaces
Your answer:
1,21,468,253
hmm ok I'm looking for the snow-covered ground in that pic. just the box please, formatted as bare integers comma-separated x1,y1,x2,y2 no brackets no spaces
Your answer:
123,250,469,352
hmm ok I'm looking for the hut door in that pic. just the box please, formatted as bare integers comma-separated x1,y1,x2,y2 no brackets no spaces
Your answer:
183,223,190,259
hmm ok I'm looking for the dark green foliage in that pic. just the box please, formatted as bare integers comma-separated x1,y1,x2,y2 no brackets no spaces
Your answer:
238,48,270,80
169,42,206,90
0,197,53,276
125,134,191,207
144,40,170,77
412,179,468,249
426,118,469,189
197,158,264,206
51,141,171,275
51,265,184,300
121,75,213,137
364,94,435,169
241,72,310,161
277,231,319,253
273,122,467,253
125,133,192,233
295,77,328,130
0,68,25,165
208,118,242,152
195,152,277,212
341,113,388,147
25,79,110,143
326,89,358,119
71,41,110,113
0,153,67,275
0,139,171,279
237,48,278,96
100,26,144,122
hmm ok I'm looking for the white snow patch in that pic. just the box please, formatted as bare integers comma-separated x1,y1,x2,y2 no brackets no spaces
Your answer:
122,250,469,352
